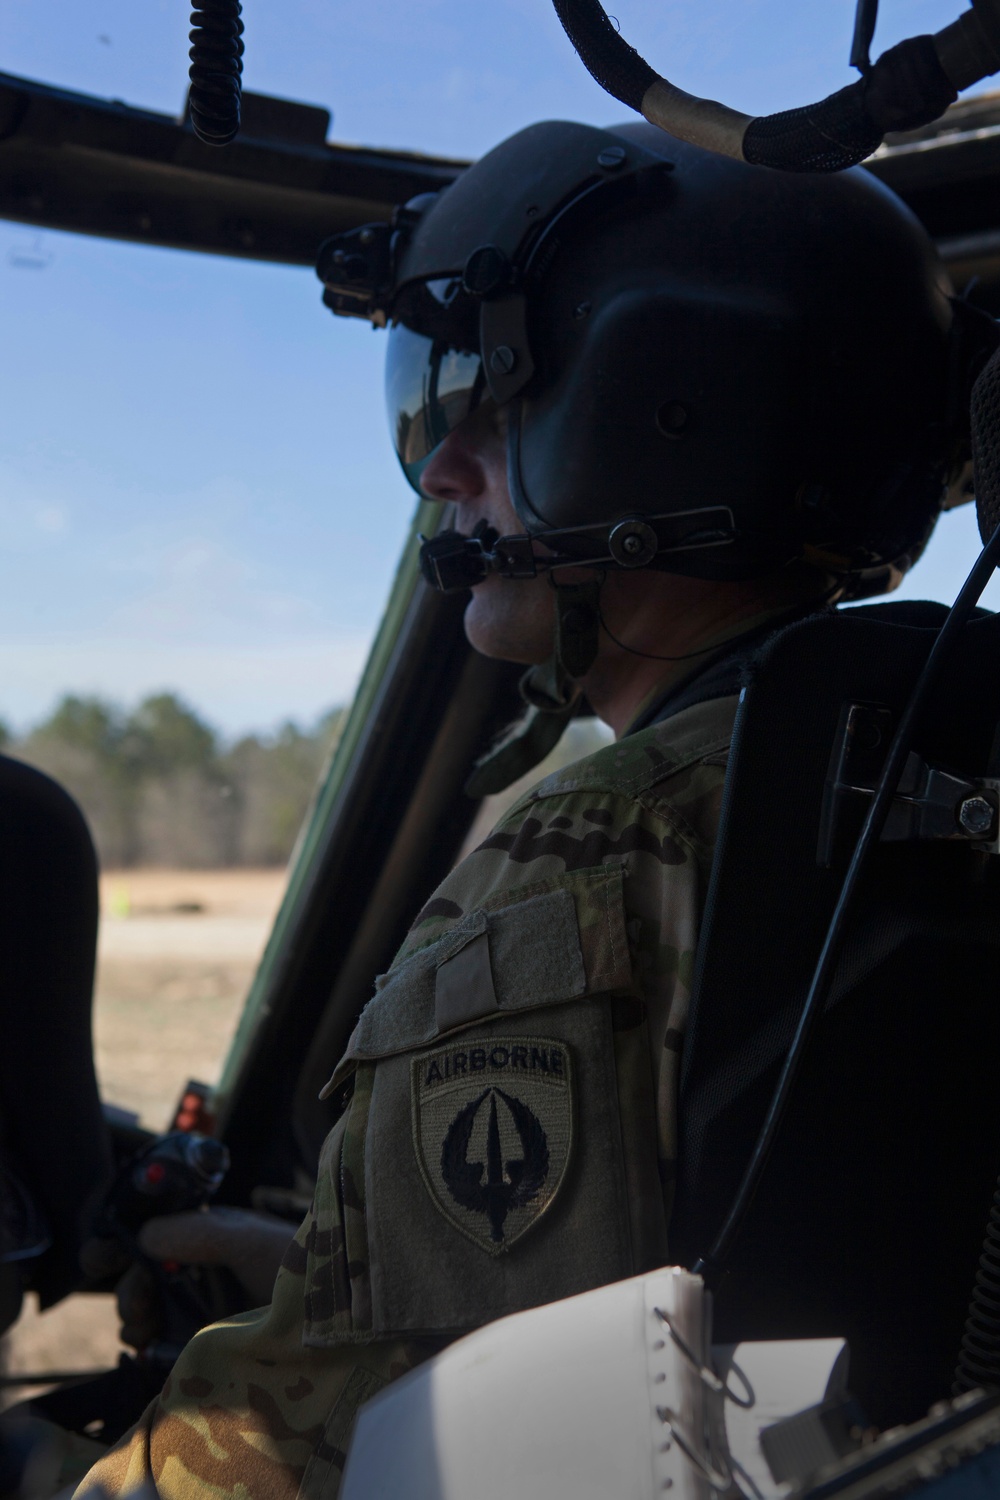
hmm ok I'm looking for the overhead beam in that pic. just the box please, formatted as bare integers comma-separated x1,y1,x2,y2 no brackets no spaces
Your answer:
0,71,466,264
868,92,1000,303
5,69,1000,298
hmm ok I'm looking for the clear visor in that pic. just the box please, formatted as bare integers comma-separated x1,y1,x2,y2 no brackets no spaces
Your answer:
385,279,488,493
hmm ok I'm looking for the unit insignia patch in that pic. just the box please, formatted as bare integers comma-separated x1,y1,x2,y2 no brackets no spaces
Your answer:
411,1037,574,1255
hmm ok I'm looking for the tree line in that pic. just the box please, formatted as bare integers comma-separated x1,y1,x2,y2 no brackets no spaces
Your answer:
0,694,344,868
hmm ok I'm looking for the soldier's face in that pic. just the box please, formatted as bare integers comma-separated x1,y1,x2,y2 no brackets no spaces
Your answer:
420,403,557,665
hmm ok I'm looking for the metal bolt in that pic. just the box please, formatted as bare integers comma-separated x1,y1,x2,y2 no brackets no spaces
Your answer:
656,400,689,436
359,228,376,245
958,795,996,838
598,145,627,169
489,345,517,376
573,301,592,320
609,518,658,568
462,244,510,298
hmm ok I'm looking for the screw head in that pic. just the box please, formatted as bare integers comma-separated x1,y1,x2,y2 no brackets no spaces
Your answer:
462,244,510,298
609,518,658,568
656,400,689,436
489,345,517,376
358,228,376,246
958,795,996,838
597,145,627,169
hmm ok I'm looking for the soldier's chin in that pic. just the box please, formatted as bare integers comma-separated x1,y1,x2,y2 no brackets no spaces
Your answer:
463,585,550,667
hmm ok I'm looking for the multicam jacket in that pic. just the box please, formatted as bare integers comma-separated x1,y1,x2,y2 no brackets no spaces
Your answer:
76,692,737,1500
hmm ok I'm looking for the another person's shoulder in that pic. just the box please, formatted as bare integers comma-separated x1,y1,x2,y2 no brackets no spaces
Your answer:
401,694,738,960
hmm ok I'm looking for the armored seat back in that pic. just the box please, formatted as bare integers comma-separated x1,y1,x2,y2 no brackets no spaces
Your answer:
0,755,110,1329
669,600,1000,1429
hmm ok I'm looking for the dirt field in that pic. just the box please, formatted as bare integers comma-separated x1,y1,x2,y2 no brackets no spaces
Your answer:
2,868,287,1403
94,868,287,1128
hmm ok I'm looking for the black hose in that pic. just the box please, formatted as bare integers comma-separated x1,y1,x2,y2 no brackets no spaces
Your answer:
188,1,244,147
956,1185,1000,1392
973,331,1000,541
550,0,656,114
552,0,958,171
742,37,955,173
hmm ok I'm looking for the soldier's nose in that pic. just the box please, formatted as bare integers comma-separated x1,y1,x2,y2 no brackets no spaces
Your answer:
420,428,486,506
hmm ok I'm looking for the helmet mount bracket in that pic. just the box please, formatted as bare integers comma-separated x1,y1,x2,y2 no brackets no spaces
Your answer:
481,296,534,404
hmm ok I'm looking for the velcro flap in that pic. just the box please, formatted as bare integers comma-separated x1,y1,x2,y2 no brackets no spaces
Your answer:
320,866,631,1095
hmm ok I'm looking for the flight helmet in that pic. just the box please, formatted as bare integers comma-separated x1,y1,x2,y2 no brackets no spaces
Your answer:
318,119,984,596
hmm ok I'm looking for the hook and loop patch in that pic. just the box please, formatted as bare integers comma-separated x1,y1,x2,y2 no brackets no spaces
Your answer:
411,1037,574,1255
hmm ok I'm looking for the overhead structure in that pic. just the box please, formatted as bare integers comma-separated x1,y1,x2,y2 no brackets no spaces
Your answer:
4,71,1000,305
0,71,463,264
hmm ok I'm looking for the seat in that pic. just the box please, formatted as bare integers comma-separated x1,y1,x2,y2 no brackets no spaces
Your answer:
0,753,111,1329
669,600,1000,1430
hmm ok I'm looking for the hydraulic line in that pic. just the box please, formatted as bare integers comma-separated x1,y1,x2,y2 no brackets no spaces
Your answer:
552,0,1000,171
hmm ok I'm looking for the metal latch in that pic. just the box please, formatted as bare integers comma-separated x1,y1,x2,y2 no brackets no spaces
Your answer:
818,702,1000,867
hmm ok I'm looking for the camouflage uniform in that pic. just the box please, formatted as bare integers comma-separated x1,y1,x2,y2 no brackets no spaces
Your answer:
77,692,736,1500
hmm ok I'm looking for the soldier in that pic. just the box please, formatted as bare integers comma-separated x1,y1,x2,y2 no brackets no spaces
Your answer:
76,120,980,1500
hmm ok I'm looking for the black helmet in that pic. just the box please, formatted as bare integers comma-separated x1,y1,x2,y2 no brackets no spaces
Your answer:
318,119,981,592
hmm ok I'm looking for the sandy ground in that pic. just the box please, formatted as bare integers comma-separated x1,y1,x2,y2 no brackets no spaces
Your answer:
94,868,287,1130
2,869,287,1404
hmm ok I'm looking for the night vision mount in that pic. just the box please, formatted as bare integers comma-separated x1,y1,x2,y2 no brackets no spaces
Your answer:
314,212,413,325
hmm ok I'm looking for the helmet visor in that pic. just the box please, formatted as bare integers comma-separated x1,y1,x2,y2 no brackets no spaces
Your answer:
385,279,488,493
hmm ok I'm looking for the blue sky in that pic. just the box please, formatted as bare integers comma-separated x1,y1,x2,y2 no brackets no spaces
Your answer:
2,0,998,734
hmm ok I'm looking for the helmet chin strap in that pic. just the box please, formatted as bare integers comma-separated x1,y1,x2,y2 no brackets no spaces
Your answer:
552,577,602,678
463,578,601,798
464,654,581,799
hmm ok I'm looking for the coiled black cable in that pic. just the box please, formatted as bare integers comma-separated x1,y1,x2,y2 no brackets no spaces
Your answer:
188,1,244,147
956,1185,1000,1392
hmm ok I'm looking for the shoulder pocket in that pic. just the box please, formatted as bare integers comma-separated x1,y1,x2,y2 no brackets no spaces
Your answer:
323,866,632,1091
307,867,640,1344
